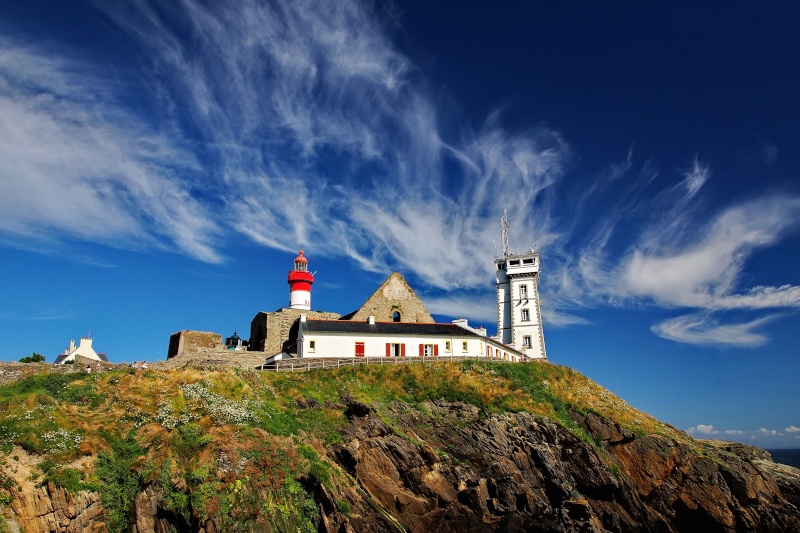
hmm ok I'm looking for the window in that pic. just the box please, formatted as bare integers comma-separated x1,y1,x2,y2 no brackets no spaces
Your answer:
509,259,520,266
393,311,401,322
523,335,532,348
308,340,316,352
523,258,534,265
521,309,530,321
385,343,405,357
445,341,451,352
355,342,365,357
462,341,468,352
520,285,528,299
420,344,437,357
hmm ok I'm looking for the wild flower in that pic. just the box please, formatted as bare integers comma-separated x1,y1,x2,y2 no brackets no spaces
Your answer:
40,428,82,454
181,381,255,425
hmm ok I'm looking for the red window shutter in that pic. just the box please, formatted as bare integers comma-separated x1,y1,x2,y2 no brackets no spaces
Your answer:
401,344,406,357
419,344,424,357
386,343,391,357
434,344,439,356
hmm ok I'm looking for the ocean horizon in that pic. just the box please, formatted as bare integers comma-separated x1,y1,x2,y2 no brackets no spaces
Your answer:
767,448,800,469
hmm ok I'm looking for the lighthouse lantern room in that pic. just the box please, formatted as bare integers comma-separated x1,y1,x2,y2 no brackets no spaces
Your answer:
288,250,314,310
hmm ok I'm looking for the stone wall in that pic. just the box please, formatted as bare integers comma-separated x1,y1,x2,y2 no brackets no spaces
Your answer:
167,330,223,359
250,309,340,354
346,273,434,324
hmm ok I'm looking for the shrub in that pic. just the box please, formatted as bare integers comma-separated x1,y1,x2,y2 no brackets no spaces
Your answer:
19,353,45,364
336,499,351,516
95,430,144,533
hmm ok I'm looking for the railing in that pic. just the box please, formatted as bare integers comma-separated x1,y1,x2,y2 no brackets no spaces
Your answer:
259,354,541,372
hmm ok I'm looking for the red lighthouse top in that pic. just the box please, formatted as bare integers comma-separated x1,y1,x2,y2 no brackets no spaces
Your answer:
293,250,308,270
288,250,314,287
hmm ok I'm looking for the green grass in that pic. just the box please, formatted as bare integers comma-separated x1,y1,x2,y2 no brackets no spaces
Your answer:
0,360,679,529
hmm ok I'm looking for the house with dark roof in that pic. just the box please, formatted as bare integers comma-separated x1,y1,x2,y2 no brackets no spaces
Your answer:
54,337,108,365
260,314,525,365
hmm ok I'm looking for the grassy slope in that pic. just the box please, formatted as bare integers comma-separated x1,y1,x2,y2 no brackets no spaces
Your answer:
0,361,685,531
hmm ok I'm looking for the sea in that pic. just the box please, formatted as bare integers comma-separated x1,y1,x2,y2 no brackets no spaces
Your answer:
767,449,800,469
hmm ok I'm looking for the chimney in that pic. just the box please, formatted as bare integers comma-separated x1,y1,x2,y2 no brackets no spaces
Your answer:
368,315,376,325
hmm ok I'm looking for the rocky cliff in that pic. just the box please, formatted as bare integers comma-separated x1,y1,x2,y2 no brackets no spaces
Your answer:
1,362,798,532
320,398,799,532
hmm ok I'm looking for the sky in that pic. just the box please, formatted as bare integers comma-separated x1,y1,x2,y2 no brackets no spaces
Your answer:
1,1,799,448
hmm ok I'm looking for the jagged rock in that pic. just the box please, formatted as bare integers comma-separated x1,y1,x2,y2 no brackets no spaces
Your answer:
324,401,800,532
8,482,104,533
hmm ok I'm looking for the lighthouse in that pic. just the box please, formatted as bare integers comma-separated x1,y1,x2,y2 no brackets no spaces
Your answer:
287,250,314,310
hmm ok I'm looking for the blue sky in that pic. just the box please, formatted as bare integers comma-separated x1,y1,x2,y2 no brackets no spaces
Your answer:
1,1,799,447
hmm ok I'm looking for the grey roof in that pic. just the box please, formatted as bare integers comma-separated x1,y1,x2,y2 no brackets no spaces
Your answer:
303,320,482,337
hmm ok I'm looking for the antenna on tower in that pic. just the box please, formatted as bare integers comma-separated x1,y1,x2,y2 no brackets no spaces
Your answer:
500,209,518,257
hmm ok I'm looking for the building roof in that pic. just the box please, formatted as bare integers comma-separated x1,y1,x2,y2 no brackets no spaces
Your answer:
304,319,473,336
301,319,526,356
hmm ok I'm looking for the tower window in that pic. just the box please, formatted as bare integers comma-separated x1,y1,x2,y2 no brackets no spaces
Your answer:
523,336,532,348
521,309,530,321
393,311,401,322
520,285,528,299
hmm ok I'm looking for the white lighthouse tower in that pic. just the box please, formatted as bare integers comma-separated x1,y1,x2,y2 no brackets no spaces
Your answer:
495,211,547,360
287,250,314,310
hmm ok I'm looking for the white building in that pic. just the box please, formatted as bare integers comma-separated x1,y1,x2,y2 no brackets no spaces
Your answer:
254,211,548,367
293,315,524,362
54,337,108,365
495,212,547,359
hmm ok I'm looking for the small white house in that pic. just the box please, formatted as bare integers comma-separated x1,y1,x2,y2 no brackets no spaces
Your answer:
54,337,108,365
276,315,526,363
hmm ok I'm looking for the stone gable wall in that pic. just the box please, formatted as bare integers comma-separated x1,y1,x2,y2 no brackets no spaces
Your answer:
348,273,434,324
250,309,340,354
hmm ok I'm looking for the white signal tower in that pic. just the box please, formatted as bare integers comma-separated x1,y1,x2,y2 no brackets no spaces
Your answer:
495,210,547,360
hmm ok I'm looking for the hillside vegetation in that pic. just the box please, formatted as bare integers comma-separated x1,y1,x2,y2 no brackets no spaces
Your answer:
0,360,796,532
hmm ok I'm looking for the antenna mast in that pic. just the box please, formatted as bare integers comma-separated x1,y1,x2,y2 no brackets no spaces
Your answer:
501,210,510,257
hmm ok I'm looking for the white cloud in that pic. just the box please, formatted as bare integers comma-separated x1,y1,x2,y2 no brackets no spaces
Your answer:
86,0,569,291
2,0,799,348
688,424,719,436
0,39,220,262
424,294,496,324
785,425,800,433
758,427,778,437
724,430,745,436
681,156,709,201
621,196,800,309
652,313,777,348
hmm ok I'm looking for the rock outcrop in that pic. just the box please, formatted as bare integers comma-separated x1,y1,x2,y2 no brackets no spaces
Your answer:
6,482,103,533
3,388,799,532
325,399,800,532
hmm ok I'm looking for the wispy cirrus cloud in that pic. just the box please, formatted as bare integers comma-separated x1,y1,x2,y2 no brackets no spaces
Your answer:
0,39,220,262
652,313,779,348
1,0,798,348
91,0,569,292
